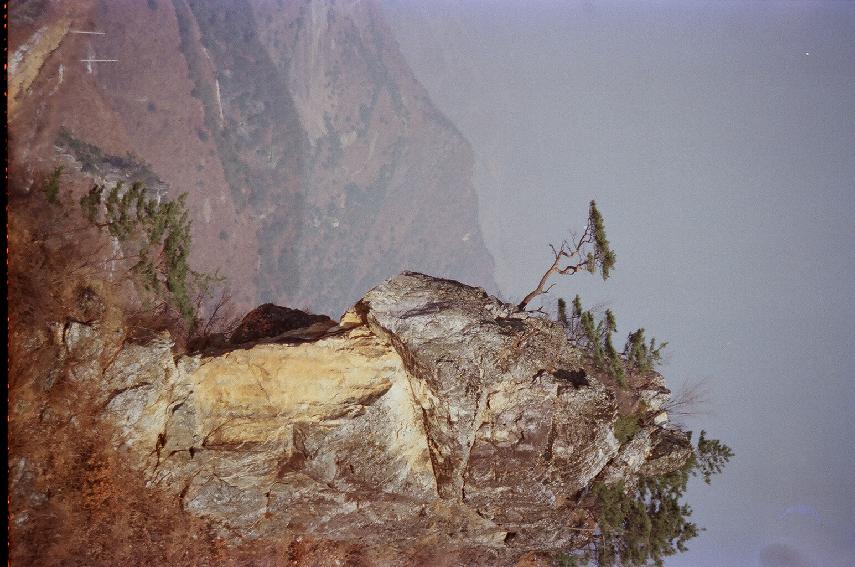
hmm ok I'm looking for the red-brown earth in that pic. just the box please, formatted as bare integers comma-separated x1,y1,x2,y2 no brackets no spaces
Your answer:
8,0,497,317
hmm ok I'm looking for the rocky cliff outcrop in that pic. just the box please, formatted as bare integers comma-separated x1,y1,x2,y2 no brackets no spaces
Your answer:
25,273,690,562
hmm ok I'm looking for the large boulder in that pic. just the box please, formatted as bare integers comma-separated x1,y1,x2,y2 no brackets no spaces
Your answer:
229,303,336,345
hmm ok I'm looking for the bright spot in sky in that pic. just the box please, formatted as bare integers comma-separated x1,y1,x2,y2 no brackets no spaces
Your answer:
804,52,810,56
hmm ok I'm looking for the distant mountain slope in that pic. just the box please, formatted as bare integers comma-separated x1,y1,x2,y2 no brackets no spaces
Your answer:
9,0,496,316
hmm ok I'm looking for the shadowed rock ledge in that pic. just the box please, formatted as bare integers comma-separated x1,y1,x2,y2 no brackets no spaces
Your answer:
61,272,691,560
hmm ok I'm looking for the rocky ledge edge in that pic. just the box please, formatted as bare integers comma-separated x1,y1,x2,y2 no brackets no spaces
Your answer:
51,272,692,558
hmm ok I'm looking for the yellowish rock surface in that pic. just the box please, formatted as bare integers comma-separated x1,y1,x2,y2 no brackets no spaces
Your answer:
9,20,70,117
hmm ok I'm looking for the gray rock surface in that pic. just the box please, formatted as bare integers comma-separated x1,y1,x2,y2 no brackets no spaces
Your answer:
44,272,692,557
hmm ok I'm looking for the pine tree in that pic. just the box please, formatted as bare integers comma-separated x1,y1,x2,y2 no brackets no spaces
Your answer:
519,200,617,310
588,200,616,279
693,430,735,484
557,298,569,327
78,181,199,322
624,328,668,373
568,297,627,387
563,434,732,566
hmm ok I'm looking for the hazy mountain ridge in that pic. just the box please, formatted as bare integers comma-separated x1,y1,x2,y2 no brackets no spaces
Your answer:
8,0,496,315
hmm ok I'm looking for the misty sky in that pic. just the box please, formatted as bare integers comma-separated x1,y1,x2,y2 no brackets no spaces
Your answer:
382,1,855,565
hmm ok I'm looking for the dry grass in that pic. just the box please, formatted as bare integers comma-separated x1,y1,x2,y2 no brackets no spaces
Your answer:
6,171,292,566
10,399,220,566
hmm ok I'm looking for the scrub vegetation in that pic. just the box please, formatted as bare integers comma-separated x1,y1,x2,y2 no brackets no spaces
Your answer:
31,166,235,346
560,432,733,567
535,200,732,565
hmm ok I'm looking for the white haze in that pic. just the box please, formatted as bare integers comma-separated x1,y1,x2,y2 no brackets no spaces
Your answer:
382,1,855,565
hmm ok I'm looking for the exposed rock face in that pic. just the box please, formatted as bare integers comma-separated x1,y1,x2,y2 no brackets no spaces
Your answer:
54,273,690,560
355,273,621,549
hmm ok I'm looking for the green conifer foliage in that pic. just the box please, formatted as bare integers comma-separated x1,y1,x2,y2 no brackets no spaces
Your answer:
564,297,628,387
80,184,104,223
693,430,735,484
41,166,64,205
573,295,583,317
561,433,731,566
518,200,617,309
557,298,569,327
613,415,642,444
78,181,199,322
589,200,616,280
557,293,672,388
601,309,625,386
624,329,668,373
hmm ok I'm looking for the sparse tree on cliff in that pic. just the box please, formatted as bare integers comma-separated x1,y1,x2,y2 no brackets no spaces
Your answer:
518,200,615,310
79,181,200,322
559,432,733,567
557,297,569,327
38,166,232,348
556,293,667,387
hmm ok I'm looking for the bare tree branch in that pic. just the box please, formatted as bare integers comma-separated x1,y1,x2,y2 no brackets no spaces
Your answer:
518,227,591,309
663,378,711,425
518,200,614,310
